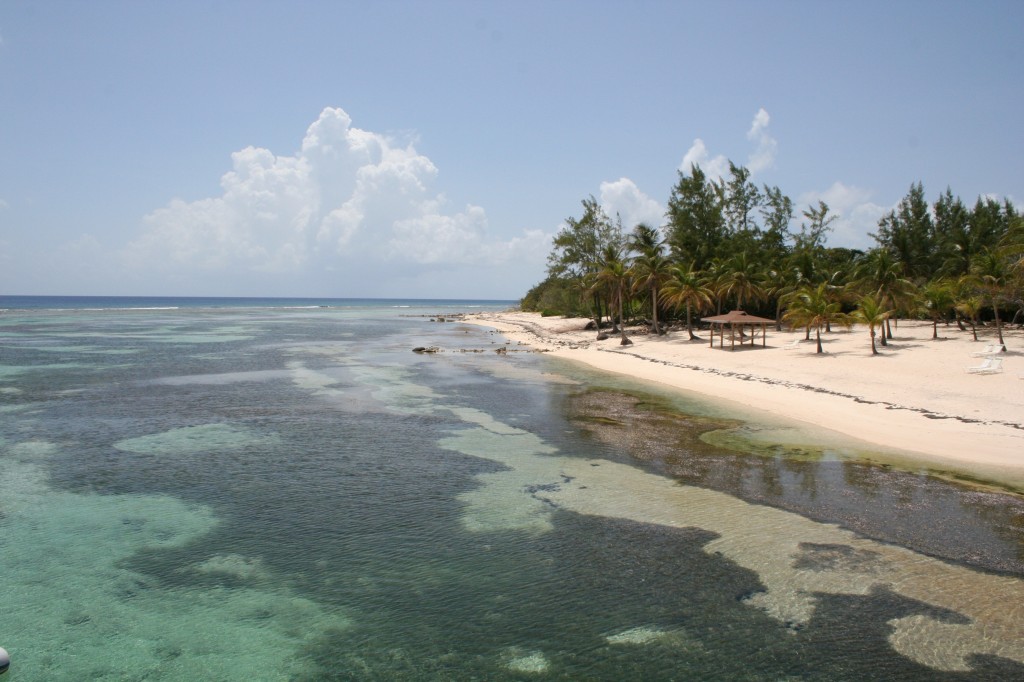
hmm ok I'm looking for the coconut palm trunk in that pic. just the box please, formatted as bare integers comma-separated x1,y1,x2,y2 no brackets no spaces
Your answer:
620,283,633,345
853,295,893,356
649,282,660,335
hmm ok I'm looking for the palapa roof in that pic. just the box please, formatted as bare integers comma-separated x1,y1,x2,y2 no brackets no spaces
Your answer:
701,309,775,324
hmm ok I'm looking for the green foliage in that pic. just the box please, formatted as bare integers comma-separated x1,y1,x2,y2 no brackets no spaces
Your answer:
723,161,763,237
662,262,712,338
759,185,793,265
547,196,621,281
524,169,1022,341
628,222,672,334
783,283,852,353
593,244,633,344
665,164,726,270
794,201,836,253
852,295,894,354
521,275,580,316
852,249,917,314
918,279,956,338
933,188,972,276
873,182,936,280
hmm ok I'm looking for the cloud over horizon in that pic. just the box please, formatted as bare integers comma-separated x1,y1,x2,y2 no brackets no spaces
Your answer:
121,108,548,293
15,107,917,297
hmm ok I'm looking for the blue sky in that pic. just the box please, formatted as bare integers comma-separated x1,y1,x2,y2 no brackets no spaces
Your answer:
1,0,1021,299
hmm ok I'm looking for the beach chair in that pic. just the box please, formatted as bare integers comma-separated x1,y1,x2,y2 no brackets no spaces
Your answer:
966,357,1003,374
971,344,1005,357
782,338,802,350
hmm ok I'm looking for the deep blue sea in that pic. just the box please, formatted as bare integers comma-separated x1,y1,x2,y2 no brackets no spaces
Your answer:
1,297,1022,680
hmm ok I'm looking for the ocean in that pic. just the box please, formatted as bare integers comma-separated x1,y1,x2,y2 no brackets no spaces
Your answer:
1,297,1022,680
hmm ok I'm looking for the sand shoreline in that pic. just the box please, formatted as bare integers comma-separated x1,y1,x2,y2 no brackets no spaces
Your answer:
464,311,1024,489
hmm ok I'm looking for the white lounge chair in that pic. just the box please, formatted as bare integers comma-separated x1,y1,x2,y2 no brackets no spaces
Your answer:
966,357,1003,374
782,338,802,350
971,344,1006,357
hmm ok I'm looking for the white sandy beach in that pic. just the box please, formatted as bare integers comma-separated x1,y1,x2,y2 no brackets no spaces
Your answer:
465,311,1024,486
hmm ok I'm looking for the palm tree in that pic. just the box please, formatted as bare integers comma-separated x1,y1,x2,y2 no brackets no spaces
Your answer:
630,251,673,335
761,267,797,332
917,279,955,339
823,269,852,333
595,245,633,345
662,263,712,340
718,252,765,312
783,283,852,354
852,295,894,355
628,224,672,336
999,215,1024,276
852,250,916,342
702,259,728,315
627,222,663,256
954,292,983,342
577,272,606,338
789,248,822,290
1000,219,1024,325
970,248,1010,349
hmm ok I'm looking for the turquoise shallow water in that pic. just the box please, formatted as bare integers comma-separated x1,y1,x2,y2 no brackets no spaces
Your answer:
1,303,1022,680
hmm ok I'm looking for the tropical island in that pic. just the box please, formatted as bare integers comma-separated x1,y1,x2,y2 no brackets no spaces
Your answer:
470,162,1024,488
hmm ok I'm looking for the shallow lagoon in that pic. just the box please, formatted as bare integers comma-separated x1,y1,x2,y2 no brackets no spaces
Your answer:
0,304,1022,680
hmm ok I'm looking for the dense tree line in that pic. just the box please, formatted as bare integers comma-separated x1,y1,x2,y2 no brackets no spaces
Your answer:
522,162,1023,353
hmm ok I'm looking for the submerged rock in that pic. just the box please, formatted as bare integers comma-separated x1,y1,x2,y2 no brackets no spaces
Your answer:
501,647,548,674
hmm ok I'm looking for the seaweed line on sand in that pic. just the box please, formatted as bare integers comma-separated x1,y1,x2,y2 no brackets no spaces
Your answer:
601,347,1024,432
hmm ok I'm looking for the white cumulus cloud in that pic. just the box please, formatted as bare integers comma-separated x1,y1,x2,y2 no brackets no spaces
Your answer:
680,138,730,181
680,108,778,180
599,178,666,231
122,107,544,286
746,108,777,174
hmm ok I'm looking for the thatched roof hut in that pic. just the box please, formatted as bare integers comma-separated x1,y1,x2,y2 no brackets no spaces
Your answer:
701,310,775,350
